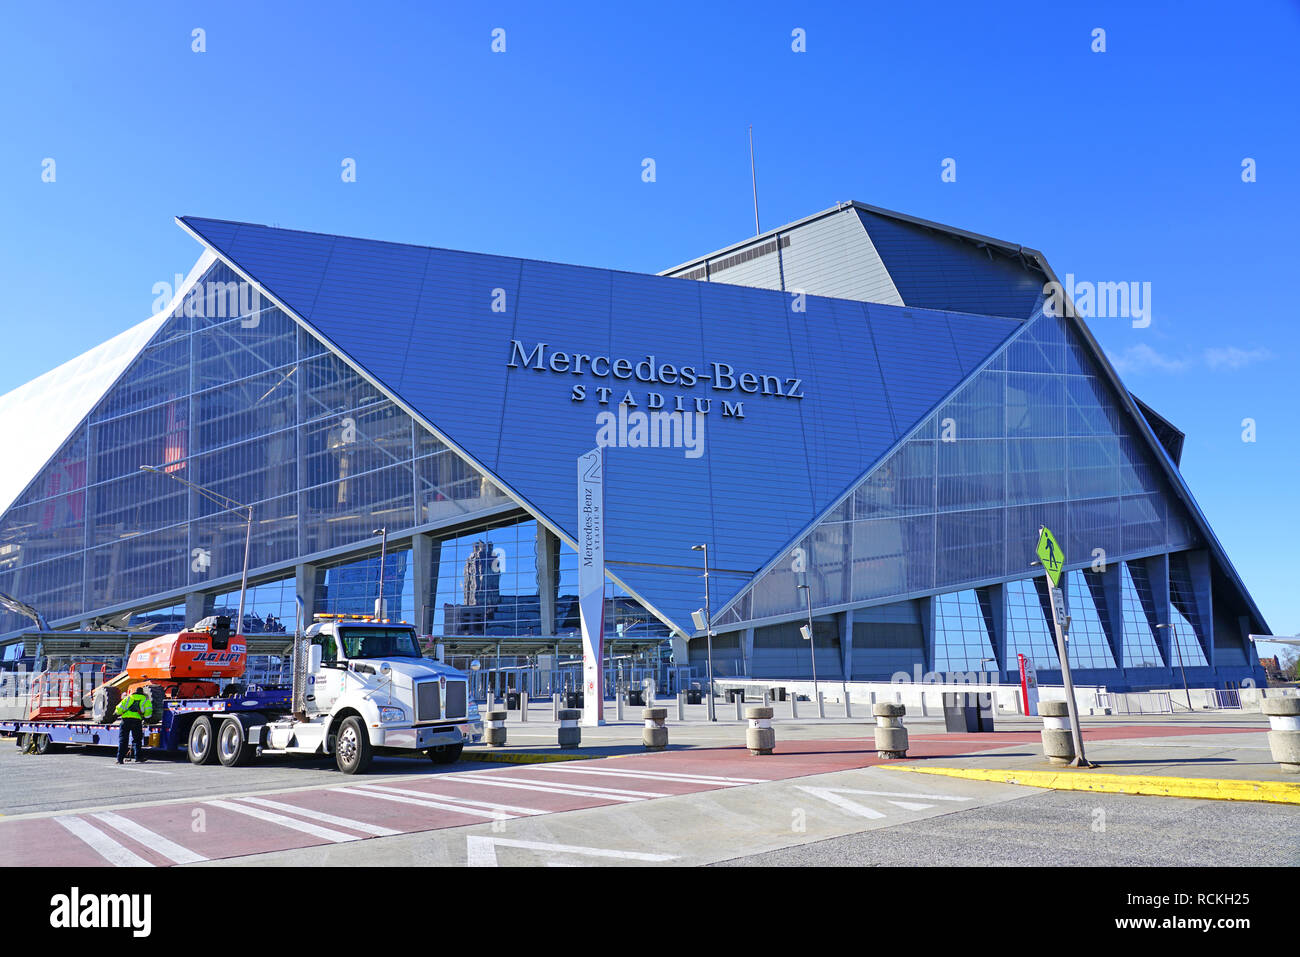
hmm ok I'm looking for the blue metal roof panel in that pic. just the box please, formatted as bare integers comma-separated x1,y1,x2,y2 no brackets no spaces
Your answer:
178,217,1022,632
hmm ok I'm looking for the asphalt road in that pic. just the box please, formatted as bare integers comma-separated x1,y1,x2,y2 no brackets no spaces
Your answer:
711,790,1300,867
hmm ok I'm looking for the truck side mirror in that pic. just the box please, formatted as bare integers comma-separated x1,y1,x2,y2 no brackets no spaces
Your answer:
310,643,323,672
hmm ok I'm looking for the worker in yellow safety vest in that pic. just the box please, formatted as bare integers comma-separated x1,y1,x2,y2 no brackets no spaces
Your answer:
115,687,154,764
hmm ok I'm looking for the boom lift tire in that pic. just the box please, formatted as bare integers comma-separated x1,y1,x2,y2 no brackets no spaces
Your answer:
92,686,121,724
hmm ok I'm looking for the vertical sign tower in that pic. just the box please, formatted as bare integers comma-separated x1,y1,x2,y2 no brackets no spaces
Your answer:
577,449,606,726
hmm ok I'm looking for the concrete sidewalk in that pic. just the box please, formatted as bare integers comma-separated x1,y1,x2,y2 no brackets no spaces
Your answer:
468,700,1299,803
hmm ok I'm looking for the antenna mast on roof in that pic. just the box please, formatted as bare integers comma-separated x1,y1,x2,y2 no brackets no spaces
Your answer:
748,125,761,236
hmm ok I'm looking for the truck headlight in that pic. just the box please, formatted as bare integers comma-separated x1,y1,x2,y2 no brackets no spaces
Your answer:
379,706,407,723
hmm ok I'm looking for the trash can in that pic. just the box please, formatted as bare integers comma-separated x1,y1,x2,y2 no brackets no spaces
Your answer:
726,689,745,703
565,691,585,709
627,690,645,707
506,692,520,710
771,688,787,702
686,689,702,705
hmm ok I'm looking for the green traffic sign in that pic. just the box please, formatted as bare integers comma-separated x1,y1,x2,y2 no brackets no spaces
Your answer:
1036,526,1064,588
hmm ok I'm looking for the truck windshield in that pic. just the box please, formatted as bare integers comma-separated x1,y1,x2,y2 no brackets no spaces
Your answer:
338,628,424,660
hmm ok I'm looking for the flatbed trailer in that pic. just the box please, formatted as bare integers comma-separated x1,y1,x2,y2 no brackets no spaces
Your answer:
3,686,292,756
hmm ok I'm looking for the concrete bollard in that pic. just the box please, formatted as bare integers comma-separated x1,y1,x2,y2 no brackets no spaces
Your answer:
1039,700,1075,766
557,708,582,749
643,708,668,751
485,708,507,747
677,691,686,722
520,691,528,722
1262,697,1300,772
873,702,908,758
745,705,775,755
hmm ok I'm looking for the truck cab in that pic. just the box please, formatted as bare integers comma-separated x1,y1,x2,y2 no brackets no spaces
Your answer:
255,616,482,773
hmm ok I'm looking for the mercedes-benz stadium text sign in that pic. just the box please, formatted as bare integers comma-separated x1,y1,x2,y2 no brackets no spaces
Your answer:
508,339,805,420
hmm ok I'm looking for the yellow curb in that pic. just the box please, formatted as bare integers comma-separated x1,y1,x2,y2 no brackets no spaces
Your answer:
461,750,595,764
880,765,1300,806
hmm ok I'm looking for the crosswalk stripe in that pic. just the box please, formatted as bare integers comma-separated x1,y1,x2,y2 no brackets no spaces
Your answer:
206,799,360,843
55,816,153,867
352,784,544,816
538,765,765,786
235,796,401,837
461,776,655,802
491,775,670,798
91,812,208,864
335,787,515,821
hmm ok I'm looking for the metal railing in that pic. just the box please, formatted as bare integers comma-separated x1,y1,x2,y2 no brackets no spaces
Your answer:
1101,691,1173,715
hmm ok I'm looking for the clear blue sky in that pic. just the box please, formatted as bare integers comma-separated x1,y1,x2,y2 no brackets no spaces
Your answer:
1,1,1297,653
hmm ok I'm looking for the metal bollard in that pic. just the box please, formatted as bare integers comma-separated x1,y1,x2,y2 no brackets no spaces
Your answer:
552,693,561,721
1262,697,1300,772
745,705,775,755
520,691,528,723
873,702,908,758
763,689,771,708
844,693,852,719
791,692,799,719
677,691,686,722
816,691,825,718
1039,700,1075,766
643,708,668,751
557,708,582,749
616,693,624,721
485,708,507,747
734,694,744,720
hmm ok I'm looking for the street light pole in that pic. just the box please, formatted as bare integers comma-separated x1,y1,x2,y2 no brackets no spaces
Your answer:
692,543,715,722
1157,623,1193,713
140,465,253,633
797,583,819,703
372,527,388,619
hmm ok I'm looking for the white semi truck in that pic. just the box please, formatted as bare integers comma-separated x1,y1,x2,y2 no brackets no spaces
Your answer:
5,615,482,774
233,616,484,773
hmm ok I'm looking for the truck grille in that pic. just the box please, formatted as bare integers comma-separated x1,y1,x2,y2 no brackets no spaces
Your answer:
444,680,467,720
415,680,441,722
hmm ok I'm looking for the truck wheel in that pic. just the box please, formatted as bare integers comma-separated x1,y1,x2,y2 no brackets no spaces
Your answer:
426,743,463,765
188,716,218,765
92,686,121,724
334,716,372,774
216,716,255,767
33,734,62,755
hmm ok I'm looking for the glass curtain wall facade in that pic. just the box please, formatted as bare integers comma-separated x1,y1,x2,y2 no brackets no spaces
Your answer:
721,309,1201,628
0,261,514,635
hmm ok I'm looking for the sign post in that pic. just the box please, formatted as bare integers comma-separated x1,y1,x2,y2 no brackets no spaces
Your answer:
577,449,606,726
1035,525,1092,767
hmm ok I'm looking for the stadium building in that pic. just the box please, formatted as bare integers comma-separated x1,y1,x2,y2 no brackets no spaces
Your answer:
0,203,1268,692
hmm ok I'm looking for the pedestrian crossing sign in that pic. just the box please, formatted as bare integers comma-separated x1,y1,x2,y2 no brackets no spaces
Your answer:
1036,526,1064,588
